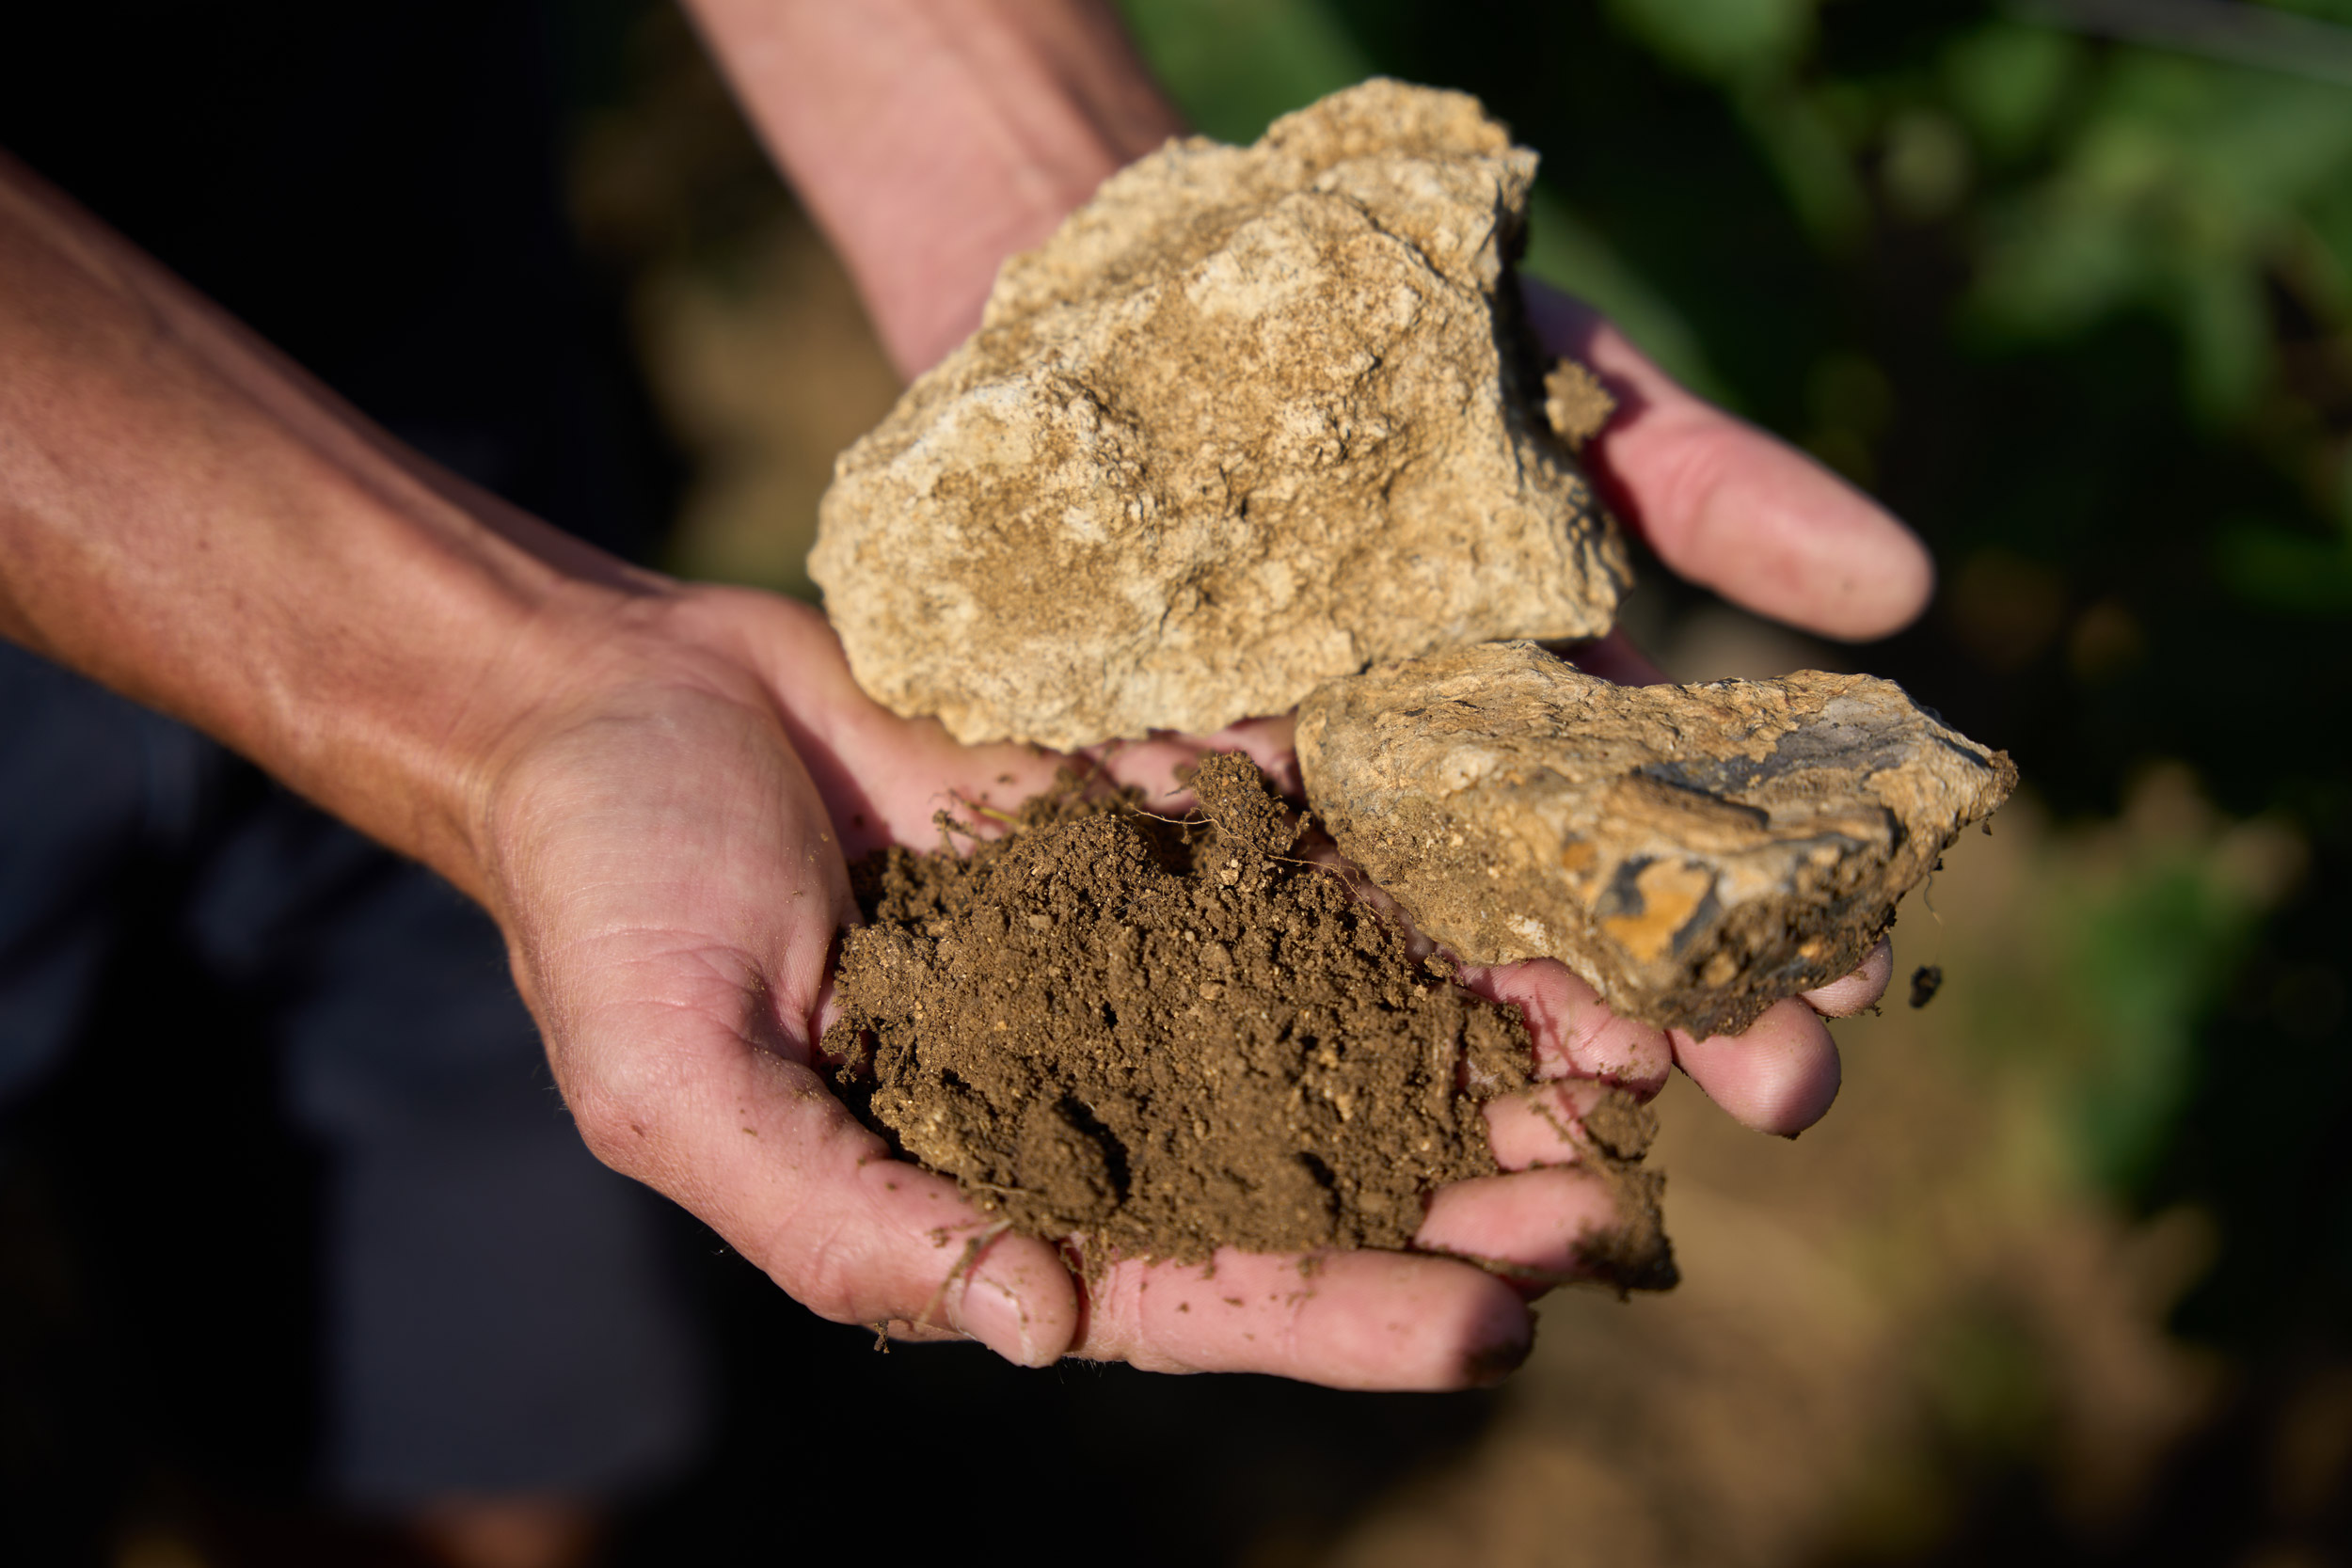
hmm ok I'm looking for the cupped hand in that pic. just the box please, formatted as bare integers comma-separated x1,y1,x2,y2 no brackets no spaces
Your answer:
474,587,1538,1384
477,289,1923,1391
475,607,1891,1391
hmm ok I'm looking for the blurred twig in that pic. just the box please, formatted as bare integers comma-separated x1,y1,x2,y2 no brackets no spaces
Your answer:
2019,0,2352,86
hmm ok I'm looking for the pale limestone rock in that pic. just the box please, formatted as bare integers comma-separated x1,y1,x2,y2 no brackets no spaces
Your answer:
1297,642,2017,1037
810,80,1628,749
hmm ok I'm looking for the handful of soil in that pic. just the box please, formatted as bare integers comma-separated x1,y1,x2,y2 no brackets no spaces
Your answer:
821,756,1545,1266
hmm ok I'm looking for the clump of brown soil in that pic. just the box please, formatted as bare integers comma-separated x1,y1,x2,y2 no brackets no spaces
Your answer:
822,756,1626,1270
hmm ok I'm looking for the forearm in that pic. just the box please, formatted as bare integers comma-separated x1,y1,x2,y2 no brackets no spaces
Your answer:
684,0,1183,374
0,152,657,900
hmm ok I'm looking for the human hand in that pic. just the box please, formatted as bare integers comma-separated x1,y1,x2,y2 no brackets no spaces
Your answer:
470,562,1896,1392
468,271,1926,1388
680,0,1929,1173
469,586,1541,1387
472,587,1549,1386
0,111,1910,1393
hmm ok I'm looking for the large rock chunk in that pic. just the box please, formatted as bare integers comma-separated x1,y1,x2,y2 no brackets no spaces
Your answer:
1297,642,2017,1037
810,80,1629,750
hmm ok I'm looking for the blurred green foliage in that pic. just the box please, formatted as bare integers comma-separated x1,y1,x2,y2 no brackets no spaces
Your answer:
1120,0,2352,1351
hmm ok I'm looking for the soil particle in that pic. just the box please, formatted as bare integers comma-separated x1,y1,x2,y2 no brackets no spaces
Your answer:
1543,359,1617,451
823,756,1629,1272
1581,1092,1659,1164
1571,1120,1677,1294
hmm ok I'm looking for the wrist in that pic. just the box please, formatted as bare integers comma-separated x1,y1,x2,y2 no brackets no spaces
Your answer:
0,151,730,923
424,565,699,911
687,0,1183,374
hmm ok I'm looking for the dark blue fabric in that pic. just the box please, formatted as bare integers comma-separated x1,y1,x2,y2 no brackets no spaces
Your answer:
0,643,709,1504
0,639,215,1106
0,0,705,1507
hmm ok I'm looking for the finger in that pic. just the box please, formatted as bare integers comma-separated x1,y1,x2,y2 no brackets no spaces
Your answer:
1415,1166,1643,1285
1565,626,1671,687
550,956,1080,1368
734,592,1069,852
1073,1246,1532,1388
1480,1078,1624,1170
1524,281,1934,641
1670,996,1842,1135
1089,711,1302,807
1800,936,1893,1018
750,592,1310,841
1455,957,1674,1097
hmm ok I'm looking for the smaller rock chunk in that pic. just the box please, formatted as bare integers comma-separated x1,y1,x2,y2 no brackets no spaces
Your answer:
1296,642,2017,1037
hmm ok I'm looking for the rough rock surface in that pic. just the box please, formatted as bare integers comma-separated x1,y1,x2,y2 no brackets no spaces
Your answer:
1297,642,2018,1037
811,79,1629,749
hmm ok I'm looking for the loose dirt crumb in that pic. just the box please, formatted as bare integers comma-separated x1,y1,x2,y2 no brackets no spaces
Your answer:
1544,358,1617,450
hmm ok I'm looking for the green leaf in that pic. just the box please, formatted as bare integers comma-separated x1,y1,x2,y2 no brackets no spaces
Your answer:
1117,0,1372,143
2178,265,2272,420
1941,21,2084,160
1521,190,1733,404
2217,521,2352,612
1604,0,1817,82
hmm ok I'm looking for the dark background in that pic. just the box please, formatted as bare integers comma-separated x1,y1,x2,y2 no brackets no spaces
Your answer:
5,1,2351,1563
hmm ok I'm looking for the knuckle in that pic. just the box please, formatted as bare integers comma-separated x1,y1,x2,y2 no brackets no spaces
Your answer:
1645,421,1745,555
564,1079,654,1174
763,1203,911,1328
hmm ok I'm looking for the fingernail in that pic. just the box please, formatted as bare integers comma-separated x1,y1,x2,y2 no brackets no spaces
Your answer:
957,1264,1047,1367
1461,1323,1534,1386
